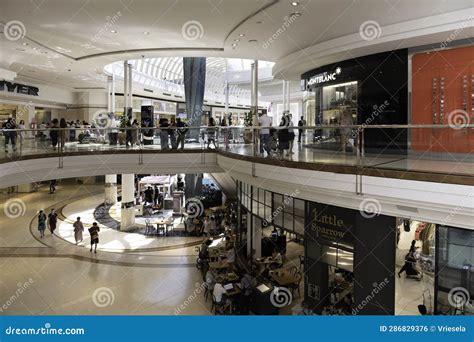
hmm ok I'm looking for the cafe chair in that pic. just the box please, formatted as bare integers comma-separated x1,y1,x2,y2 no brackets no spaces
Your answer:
289,271,303,298
299,255,305,271
156,224,165,236
288,265,298,277
211,295,226,315
145,219,155,235
166,223,174,236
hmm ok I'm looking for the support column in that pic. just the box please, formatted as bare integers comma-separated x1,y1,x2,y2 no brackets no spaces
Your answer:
225,59,229,122
120,174,135,231
183,57,206,138
251,60,258,156
105,174,117,205
123,61,133,120
246,213,262,259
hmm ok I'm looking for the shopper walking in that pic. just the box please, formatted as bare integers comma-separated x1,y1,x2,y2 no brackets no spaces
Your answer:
131,119,140,146
48,208,58,235
258,112,272,157
3,118,18,153
73,217,84,245
297,116,306,143
206,117,217,149
89,222,100,253
18,120,26,146
59,118,67,150
169,117,177,149
159,118,170,150
50,119,59,149
37,210,47,238
176,117,188,149
277,115,290,157
287,113,295,155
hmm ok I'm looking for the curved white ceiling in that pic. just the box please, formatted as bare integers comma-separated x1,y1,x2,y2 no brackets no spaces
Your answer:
0,0,472,89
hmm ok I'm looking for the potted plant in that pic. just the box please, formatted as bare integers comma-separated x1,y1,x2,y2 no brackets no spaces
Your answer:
243,111,254,144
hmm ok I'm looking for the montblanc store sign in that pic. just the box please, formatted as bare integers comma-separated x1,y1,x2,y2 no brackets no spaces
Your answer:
0,80,39,96
307,67,342,86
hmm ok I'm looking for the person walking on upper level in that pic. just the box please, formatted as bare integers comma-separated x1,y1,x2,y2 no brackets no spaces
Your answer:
3,118,17,153
176,117,188,150
207,117,217,149
258,112,272,157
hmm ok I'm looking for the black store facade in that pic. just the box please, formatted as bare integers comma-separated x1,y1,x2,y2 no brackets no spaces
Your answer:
301,49,408,153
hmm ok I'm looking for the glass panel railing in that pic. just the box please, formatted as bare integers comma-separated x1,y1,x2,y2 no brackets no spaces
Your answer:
1,124,473,177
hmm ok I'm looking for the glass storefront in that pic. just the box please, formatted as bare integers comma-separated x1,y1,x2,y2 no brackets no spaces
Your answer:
313,81,358,151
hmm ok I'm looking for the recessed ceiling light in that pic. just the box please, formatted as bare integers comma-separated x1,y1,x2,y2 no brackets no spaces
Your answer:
22,42,28,46
291,1,300,6
234,39,240,42
231,43,238,47
143,31,150,35
238,33,245,37
290,12,302,17
111,30,117,33
32,47,38,50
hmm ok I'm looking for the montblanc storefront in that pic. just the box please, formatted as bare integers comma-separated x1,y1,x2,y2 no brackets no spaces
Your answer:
301,49,408,153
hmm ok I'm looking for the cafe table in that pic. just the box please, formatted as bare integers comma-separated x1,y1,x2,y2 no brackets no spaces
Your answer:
152,217,174,236
271,270,299,287
209,260,228,269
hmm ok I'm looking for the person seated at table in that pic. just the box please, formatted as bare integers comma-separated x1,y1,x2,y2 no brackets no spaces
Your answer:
240,271,256,314
226,245,235,272
203,216,211,236
209,216,217,234
205,269,216,292
212,277,230,312
200,239,212,260
271,250,283,269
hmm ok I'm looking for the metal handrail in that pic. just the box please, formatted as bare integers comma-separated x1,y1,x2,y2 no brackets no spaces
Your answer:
2,123,474,132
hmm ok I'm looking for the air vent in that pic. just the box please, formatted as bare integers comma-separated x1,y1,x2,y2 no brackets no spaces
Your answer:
163,93,172,96
203,100,208,103
396,205,419,213
237,104,244,106
143,88,154,93
215,102,222,104
174,95,183,98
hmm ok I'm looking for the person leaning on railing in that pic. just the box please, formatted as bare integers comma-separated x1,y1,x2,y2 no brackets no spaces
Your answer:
3,118,17,153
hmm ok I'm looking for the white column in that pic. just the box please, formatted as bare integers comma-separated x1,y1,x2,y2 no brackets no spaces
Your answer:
120,173,135,231
225,59,229,118
105,174,117,205
128,62,133,118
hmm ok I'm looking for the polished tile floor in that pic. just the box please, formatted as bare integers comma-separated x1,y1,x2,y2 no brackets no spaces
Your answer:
0,184,432,315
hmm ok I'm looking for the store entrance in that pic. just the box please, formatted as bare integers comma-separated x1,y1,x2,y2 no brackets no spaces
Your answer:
313,81,358,152
395,218,435,315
